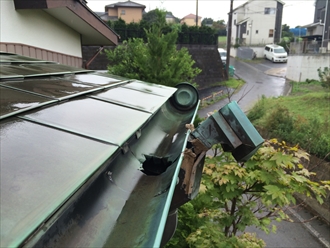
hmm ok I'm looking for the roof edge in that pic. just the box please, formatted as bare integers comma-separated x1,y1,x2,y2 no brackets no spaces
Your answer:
14,0,119,45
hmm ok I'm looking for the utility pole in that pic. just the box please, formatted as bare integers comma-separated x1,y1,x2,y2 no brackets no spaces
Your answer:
225,0,234,80
196,0,198,26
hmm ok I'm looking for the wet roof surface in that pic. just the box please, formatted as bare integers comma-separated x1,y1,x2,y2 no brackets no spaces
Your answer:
1,53,194,247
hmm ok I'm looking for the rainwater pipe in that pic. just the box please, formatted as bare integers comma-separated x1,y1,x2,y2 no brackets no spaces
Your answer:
85,46,104,69
321,0,329,48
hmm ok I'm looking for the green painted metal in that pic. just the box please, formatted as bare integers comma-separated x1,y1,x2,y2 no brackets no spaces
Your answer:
1,52,263,248
153,100,200,247
1,52,201,248
192,101,264,162
0,118,118,247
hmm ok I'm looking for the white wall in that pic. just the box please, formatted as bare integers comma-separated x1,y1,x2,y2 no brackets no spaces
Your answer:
247,1,277,45
286,54,330,82
0,0,81,57
233,0,277,45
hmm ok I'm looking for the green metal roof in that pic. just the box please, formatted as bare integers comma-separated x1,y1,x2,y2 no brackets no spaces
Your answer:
0,53,199,247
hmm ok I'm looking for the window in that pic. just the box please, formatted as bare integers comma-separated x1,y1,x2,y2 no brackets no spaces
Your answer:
234,19,236,25
256,30,258,34
247,30,249,35
269,29,274,37
264,7,276,14
121,10,125,15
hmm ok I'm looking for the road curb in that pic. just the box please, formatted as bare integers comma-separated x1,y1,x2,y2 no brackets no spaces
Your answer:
287,207,330,248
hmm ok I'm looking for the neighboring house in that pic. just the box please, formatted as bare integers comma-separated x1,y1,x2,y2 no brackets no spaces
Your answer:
97,1,146,23
301,0,329,50
0,0,118,68
286,0,329,82
231,0,284,46
180,14,202,27
166,13,177,24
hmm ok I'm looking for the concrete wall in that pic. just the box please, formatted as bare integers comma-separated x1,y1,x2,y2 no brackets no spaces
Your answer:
179,45,225,89
230,46,265,58
1,0,81,57
286,54,330,82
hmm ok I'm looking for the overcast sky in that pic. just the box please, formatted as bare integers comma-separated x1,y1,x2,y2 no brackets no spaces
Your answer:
86,0,316,28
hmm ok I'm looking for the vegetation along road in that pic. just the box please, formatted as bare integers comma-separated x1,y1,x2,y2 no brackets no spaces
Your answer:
187,57,330,248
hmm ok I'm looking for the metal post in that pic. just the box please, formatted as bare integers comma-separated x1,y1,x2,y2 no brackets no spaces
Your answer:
249,21,253,45
196,0,198,26
321,0,329,48
225,0,234,80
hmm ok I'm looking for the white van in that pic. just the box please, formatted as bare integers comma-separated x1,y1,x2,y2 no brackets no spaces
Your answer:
264,44,287,63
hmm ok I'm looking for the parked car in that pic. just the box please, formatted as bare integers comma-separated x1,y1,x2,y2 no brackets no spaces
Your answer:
218,48,227,62
264,44,287,63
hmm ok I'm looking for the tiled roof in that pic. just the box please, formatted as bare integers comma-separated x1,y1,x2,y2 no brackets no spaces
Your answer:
105,1,146,9
181,13,202,20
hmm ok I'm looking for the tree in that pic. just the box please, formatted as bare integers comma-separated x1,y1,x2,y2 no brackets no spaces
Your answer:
281,24,294,40
105,9,201,87
317,67,330,89
142,9,159,24
166,139,330,247
201,17,214,26
212,19,227,36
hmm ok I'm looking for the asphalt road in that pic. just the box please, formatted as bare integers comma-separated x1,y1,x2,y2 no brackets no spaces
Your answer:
197,58,330,248
198,58,291,117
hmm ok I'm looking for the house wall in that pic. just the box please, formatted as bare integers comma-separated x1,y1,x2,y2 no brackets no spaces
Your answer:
117,7,142,23
181,18,201,27
233,0,280,45
247,1,277,45
307,25,324,36
107,8,117,17
286,54,330,81
314,0,327,23
1,1,81,58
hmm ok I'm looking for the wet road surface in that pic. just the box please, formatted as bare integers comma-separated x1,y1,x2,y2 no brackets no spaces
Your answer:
198,58,290,117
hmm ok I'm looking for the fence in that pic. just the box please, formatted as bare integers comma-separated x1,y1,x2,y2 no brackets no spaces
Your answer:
289,39,330,54
114,28,218,45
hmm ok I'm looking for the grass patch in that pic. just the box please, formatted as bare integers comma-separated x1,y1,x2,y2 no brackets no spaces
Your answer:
290,80,325,95
223,78,245,89
247,82,330,159
218,36,227,43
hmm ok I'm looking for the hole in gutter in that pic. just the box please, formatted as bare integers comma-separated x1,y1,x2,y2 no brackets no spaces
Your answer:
141,155,172,176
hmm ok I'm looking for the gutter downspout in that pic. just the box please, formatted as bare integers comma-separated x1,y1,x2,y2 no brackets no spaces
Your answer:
85,46,104,69
322,0,329,48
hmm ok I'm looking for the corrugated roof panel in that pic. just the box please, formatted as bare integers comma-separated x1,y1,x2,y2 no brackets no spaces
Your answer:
1,78,99,99
122,80,177,96
0,86,55,117
63,73,122,86
91,87,169,113
0,64,88,79
0,118,118,247
22,97,152,146
0,53,43,63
